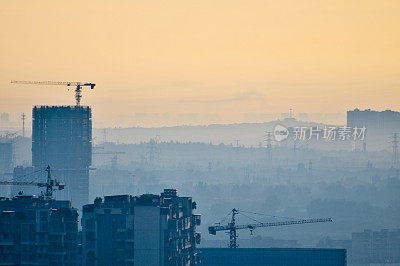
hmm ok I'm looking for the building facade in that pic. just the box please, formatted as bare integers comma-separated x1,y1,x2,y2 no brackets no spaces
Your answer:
0,195,79,265
352,229,400,264
81,189,201,266
32,106,92,209
199,248,347,266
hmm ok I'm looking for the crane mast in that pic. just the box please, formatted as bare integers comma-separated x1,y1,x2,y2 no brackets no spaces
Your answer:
11,80,95,106
229,208,239,248
209,209,333,248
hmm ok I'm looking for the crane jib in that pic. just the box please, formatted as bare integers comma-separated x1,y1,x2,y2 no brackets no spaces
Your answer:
10,80,95,106
209,209,332,248
214,226,228,231
209,218,332,232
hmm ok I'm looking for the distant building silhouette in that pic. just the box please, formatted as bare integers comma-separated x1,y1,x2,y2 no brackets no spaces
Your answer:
81,189,201,265
352,229,400,264
0,142,13,197
32,106,92,209
347,109,400,132
0,113,10,127
0,196,79,265
347,109,400,150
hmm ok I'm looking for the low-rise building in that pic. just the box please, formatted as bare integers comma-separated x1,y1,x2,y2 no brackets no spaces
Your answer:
199,248,347,266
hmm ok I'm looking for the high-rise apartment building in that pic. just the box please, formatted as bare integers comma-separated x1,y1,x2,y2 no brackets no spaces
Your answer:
0,195,79,265
32,106,92,209
347,109,400,150
81,189,201,266
347,109,400,133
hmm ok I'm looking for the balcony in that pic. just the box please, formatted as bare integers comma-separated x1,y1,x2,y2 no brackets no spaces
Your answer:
193,214,201,226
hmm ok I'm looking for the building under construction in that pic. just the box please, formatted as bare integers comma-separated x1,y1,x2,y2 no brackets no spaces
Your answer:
32,106,92,209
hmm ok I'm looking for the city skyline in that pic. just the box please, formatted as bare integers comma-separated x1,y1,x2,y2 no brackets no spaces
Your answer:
1,0,400,127
1,2,400,265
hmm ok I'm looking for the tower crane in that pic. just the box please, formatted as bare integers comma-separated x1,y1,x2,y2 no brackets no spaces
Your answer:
208,209,333,248
0,166,65,200
11,80,95,106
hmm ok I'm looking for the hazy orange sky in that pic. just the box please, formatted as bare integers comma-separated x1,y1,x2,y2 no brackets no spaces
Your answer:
1,0,399,127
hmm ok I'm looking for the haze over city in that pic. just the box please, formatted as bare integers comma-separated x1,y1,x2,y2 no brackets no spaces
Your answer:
1,1,400,266
1,0,400,127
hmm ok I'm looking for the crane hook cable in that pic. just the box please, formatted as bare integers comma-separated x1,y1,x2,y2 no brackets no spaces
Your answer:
1,168,45,183
238,209,302,221
238,211,264,224
219,210,234,224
